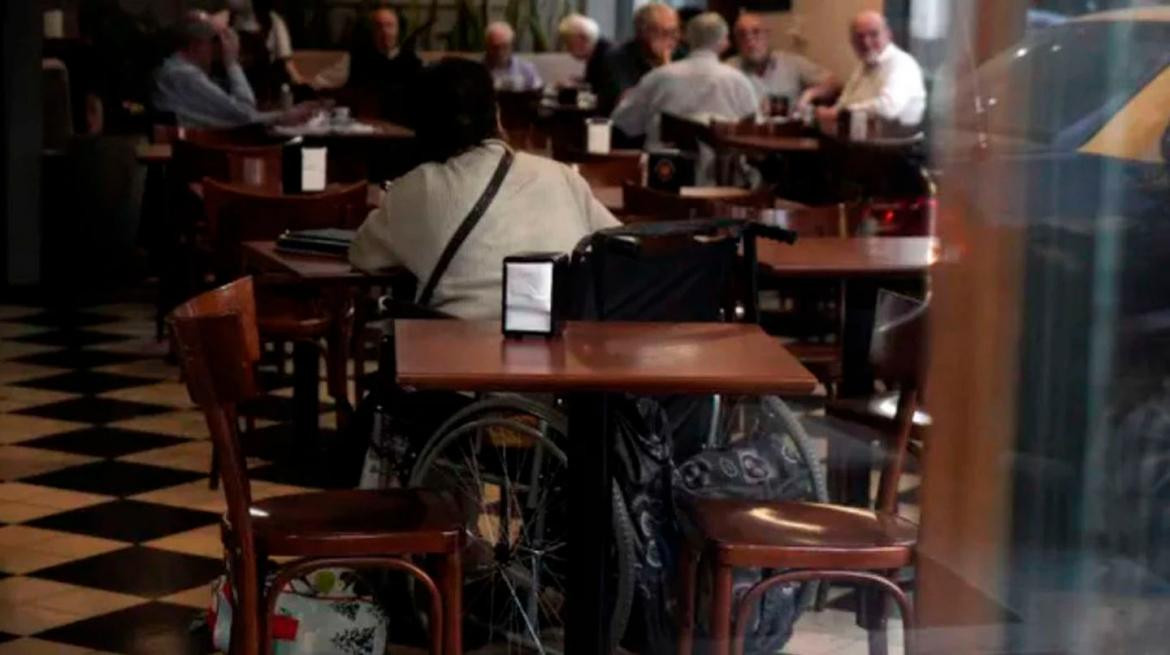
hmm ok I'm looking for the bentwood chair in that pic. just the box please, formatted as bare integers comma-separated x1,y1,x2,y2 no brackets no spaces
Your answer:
677,290,927,655
170,277,464,655
201,179,369,454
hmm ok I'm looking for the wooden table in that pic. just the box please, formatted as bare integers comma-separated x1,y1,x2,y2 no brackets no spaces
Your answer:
242,241,407,444
270,118,414,141
758,236,936,399
714,132,822,154
135,142,173,164
395,319,816,655
756,236,937,277
593,185,623,214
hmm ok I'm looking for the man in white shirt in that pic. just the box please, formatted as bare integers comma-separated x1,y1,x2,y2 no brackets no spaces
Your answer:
816,11,926,135
726,12,839,112
611,12,758,145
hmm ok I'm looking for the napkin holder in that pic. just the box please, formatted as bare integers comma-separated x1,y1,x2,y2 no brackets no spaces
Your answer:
646,149,696,193
502,252,569,338
281,137,328,194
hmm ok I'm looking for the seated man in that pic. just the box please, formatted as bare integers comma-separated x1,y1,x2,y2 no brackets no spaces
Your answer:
559,13,611,88
816,11,926,136
350,58,618,320
484,21,543,92
326,6,423,121
726,12,839,112
611,12,758,145
591,3,680,115
152,16,309,127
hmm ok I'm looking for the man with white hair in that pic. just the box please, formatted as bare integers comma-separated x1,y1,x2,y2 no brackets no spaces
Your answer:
559,14,612,89
816,10,926,134
483,21,543,91
611,12,758,144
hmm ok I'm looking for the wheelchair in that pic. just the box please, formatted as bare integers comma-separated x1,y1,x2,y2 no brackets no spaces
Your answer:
371,218,827,654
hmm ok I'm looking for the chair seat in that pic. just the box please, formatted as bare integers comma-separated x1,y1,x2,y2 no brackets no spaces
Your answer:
251,489,463,557
686,497,916,570
256,293,331,339
827,391,931,435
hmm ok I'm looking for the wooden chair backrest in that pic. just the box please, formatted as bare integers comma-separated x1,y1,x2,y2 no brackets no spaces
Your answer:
173,138,285,191
168,276,263,653
659,112,710,151
202,178,368,280
869,289,929,512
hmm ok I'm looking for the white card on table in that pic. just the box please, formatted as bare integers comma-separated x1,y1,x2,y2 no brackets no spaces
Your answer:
301,147,327,192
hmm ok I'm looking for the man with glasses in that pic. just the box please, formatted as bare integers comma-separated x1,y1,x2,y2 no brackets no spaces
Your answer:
612,12,757,145
726,12,839,115
592,2,682,115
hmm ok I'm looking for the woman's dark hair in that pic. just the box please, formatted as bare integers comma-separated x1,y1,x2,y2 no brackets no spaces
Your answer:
410,58,500,163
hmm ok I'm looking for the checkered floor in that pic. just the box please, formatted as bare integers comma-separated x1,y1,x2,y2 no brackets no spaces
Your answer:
0,301,334,654
0,300,913,654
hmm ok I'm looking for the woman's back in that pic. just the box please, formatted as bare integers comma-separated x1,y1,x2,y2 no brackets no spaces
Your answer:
350,141,620,319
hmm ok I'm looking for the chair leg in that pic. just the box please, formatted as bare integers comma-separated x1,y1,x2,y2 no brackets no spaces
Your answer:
862,585,890,655
731,570,914,655
676,543,698,655
208,444,220,490
710,562,734,655
440,551,463,655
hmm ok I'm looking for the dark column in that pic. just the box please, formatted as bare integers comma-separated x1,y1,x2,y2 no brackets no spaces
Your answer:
2,1,44,286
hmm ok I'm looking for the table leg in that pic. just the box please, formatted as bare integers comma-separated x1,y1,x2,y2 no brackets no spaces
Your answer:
292,340,321,449
566,392,612,655
840,279,878,398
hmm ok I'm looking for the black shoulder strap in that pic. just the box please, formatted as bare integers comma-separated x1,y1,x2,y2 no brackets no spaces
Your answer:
417,147,514,307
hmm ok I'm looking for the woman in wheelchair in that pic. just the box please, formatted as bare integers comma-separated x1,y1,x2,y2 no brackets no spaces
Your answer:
348,57,620,320
351,200,822,652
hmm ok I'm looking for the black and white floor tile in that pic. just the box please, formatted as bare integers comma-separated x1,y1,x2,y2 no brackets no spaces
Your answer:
0,300,920,654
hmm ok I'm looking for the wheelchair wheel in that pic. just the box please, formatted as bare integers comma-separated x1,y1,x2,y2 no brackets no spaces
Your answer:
408,395,635,653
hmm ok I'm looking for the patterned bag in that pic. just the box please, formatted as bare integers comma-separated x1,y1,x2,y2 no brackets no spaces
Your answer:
612,395,819,654
210,568,389,655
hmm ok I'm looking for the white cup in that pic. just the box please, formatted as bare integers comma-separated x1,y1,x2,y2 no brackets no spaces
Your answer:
762,208,789,228
242,158,266,188
586,118,612,155
331,106,351,125
44,10,65,39
849,110,869,141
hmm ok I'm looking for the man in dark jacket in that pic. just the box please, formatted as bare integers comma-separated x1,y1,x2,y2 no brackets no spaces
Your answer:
344,6,422,123
589,3,680,115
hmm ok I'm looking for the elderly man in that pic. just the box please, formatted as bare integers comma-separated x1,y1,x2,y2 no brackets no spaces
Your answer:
559,14,611,88
727,12,839,112
592,3,681,114
152,16,311,127
484,21,543,91
612,12,757,145
816,10,926,135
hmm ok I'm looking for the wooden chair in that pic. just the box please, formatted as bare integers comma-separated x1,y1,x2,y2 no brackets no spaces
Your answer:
621,181,774,220
677,290,927,655
169,277,463,655
173,138,286,194
202,179,370,448
659,112,710,152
